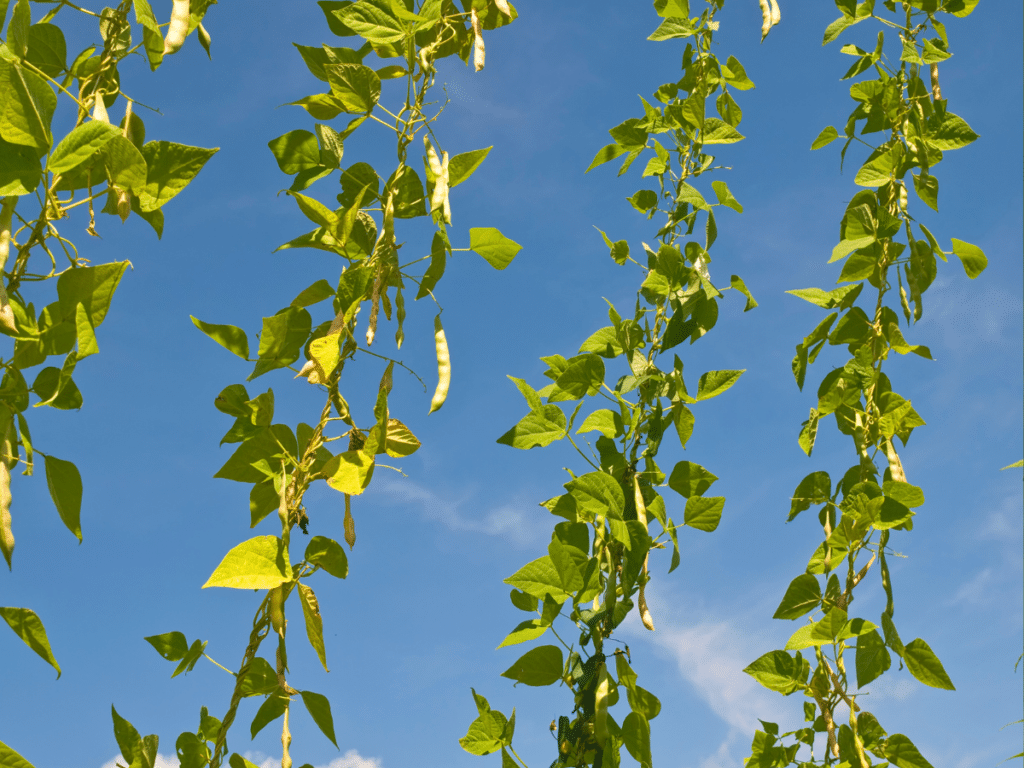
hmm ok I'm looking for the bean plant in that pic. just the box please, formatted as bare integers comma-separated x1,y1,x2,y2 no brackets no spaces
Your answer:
460,1,768,766
740,1,986,766
0,0,215,736
135,2,521,767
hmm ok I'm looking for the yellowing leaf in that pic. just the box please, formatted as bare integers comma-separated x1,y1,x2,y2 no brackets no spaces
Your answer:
202,535,292,589
322,450,374,495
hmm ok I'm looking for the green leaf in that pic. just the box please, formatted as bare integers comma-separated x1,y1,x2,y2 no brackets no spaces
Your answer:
823,15,864,44
566,471,624,520
300,690,338,748
496,405,566,449
48,120,120,174
885,734,935,768
251,307,312,378
469,227,521,270
0,137,41,195
497,618,548,648
668,460,718,498
138,142,218,212
830,235,876,263
548,354,604,402
268,130,321,175
297,582,328,672
950,238,986,279
586,143,629,172
0,737,35,768
143,631,189,661
448,146,491,187
773,574,821,620
229,755,261,768
855,629,891,688
201,535,292,590
0,606,60,677
56,262,127,329
190,316,249,360
250,690,288,739
711,180,743,213
172,637,207,678
132,0,164,70
911,171,938,211
683,496,724,532
333,1,405,42
215,425,296,483
74,303,98,359
111,706,155,768
702,118,744,144
648,17,694,41
44,454,81,542
729,275,757,311
580,324,624,357
100,136,147,193
501,645,563,686
321,450,374,495
903,638,955,690
576,409,621,439
721,56,755,90
0,60,57,150
694,369,744,400
927,112,978,150
324,63,381,113
504,556,569,603
304,535,348,579
621,712,652,766
238,657,277,697
743,650,808,695
811,125,839,149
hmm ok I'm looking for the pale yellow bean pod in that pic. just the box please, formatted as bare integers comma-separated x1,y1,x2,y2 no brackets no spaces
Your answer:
428,314,450,414
0,197,16,334
471,8,485,72
163,0,190,55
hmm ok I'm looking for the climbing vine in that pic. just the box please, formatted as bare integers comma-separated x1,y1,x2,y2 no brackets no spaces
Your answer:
131,2,521,767
0,0,216,708
741,1,985,766
460,1,766,766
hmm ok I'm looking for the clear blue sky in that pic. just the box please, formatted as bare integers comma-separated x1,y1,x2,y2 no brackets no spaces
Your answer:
1,2,1021,768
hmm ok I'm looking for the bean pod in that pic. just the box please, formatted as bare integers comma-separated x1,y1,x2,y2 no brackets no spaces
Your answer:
428,314,450,414
471,7,485,72
0,197,16,333
163,0,190,55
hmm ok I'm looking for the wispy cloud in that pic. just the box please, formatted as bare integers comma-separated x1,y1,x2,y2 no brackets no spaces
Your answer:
948,567,995,607
616,586,800,768
100,756,179,768
243,749,382,768
349,477,548,548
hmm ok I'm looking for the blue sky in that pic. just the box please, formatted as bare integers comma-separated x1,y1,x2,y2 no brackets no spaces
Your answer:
1,2,1021,768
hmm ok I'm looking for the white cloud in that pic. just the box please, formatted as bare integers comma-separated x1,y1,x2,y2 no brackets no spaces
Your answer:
242,749,382,768
100,748,382,768
616,586,800,768
948,567,995,606
100,755,179,768
348,476,547,548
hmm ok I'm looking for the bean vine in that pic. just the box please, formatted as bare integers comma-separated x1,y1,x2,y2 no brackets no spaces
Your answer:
460,1,765,766
0,0,216,711
741,1,985,766
136,2,521,767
